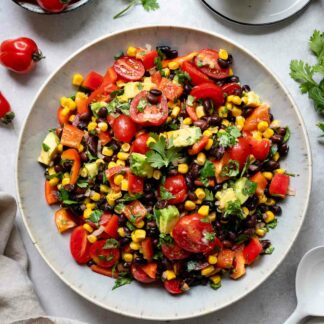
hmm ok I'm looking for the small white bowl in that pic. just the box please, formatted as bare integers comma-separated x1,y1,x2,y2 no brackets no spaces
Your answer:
16,26,312,321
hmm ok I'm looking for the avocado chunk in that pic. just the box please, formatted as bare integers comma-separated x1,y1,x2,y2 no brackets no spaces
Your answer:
130,153,154,178
216,188,237,210
167,127,202,147
38,132,60,166
244,91,261,107
155,206,180,234
84,162,98,178
234,177,249,204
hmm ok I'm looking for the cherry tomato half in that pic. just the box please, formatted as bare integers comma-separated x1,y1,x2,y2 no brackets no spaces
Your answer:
229,137,251,169
131,264,156,284
130,90,168,126
194,49,230,79
90,240,120,268
159,78,183,101
70,226,91,264
113,56,145,81
172,214,220,253
131,132,150,154
164,279,185,295
182,61,211,85
112,114,137,143
249,138,271,161
36,0,71,13
190,83,225,107
221,83,241,95
161,242,191,260
163,174,188,205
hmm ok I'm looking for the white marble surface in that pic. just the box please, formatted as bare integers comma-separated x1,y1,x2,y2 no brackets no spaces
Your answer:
1,0,324,323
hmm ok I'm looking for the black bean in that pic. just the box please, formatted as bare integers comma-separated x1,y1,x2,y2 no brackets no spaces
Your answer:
264,160,280,171
223,240,233,249
103,203,113,212
185,175,195,191
261,240,271,251
213,184,223,193
214,146,225,161
156,46,178,59
68,205,83,217
79,112,91,122
155,200,168,209
62,161,72,171
63,184,75,192
209,115,222,126
120,237,131,246
156,45,170,51
258,204,268,213
86,136,98,155
271,205,282,216
269,113,274,122
245,214,257,228
188,163,200,179
193,119,209,131
150,89,162,96
144,182,153,193
277,127,287,137
233,88,243,97
228,75,240,83
245,195,258,210
227,231,237,241
168,169,178,176
87,260,95,267
143,192,155,201
243,108,254,117
243,228,255,236
216,80,225,87
168,49,179,59
135,256,147,265
54,164,63,173
217,58,230,69
278,143,289,156
248,164,260,174
227,54,233,64
98,107,108,118
123,262,131,269
242,84,251,92
147,93,160,105
118,214,127,225
184,83,192,95
187,191,197,201
75,186,87,195
271,134,283,144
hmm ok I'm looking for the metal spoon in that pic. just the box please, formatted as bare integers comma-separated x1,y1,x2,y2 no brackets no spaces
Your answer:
284,246,324,324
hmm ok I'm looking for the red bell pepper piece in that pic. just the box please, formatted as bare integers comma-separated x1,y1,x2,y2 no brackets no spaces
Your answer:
57,106,70,125
61,149,81,185
60,123,84,149
213,152,230,184
186,105,198,122
128,172,144,194
269,173,290,198
243,237,263,265
141,262,157,279
250,172,268,196
98,131,111,146
151,71,162,85
141,237,154,262
90,264,118,278
190,83,225,107
106,166,128,191
54,208,77,233
243,104,270,132
75,93,89,115
217,249,235,269
123,200,147,224
188,135,209,155
83,71,103,91
230,247,246,279
45,180,58,205
102,214,119,238
141,50,159,70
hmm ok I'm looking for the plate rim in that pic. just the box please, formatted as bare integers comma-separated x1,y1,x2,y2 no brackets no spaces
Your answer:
15,25,313,321
201,0,311,26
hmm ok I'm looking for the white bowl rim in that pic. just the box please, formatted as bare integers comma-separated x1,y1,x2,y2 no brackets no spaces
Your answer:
15,25,313,321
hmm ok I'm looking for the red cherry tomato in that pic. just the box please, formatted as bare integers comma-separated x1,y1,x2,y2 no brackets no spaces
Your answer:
128,172,144,194
249,138,271,160
182,61,212,85
130,90,168,126
229,137,251,169
164,279,185,295
122,200,147,225
36,0,71,12
161,242,191,260
113,56,145,81
112,114,137,143
131,264,156,283
0,92,14,124
194,49,230,79
190,83,225,107
131,133,150,154
172,214,220,253
0,37,44,74
90,240,120,268
70,226,91,264
159,77,183,101
163,174,188,205
243,237,263,265
269,173,290,198
221,83,241,95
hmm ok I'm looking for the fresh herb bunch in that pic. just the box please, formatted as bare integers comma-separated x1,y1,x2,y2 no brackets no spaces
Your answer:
114,0,160,19
290,30,324,135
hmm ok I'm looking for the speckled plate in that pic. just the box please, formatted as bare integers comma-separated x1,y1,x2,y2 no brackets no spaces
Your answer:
16,26,312,320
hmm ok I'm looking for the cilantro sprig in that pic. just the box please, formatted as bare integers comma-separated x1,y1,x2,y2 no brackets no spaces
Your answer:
290,30,324,135
217,126,241,148
199,160,215,186
114,0,160,19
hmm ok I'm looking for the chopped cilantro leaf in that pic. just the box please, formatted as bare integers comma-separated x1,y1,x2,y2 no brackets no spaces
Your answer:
112,275,132,290
137,98,147,112
159,186,175,200
89,210,103,224
42,143,50,152
203,231,216,242
210,282,221,290
114,50,124,60
103,238,120,249
242,180,257,196
221,160,240,177
224,200,244,219
217,126,241,148
200,160,215,178
264,245,275,255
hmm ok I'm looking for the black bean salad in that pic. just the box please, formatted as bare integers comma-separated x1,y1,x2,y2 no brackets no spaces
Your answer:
38,45,291,294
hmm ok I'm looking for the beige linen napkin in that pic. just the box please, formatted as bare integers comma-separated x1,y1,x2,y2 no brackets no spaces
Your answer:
0,192,85,324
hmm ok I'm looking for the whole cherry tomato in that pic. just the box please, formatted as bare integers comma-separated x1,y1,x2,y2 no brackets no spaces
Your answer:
163,174,188,205
36,0,71,13
0,37,44,74
0,92,15,124
131,132,150,154
112,114,137,143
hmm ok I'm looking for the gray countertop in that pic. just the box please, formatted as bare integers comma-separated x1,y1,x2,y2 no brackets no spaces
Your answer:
1,0,324,323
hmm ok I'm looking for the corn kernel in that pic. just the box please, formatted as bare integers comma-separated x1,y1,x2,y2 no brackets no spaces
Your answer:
242,96,248,104
102,147,113,157
232,107,242,117
263,128,274,139
95,159,104,166
171,106,180,118
135,220,145,229
72,73,84,86
61,107,70,117
226,102,233,110
168,61,180,70
107,199,115,207
108,162,117,169
83,208,92,219
210,275,221,285
252,130,263,140
235,116,245,130
48,167,56,175
69,114,76,123
87,122,97,131
275,168,286,174
265,198,276,206
87,235,97,243
203,138,213,151
178,163,189,174
198,205,209,216
117,152,129,161
131,229,146,243
218,106,228,118
222,119,230,127
262,172,273,180
121,179,129,191
57,144,63,153
98,122,108,132
91,116,97,122
153,170,161,180
195,199,203,205
116,159,126,166
195,188,206,200
219,48,229,60
117,227,126,237
257,121,269,132
256,228,266,237
258,194,267,203
83,223,93,233
90,192,101,202
242,207,249,217
127,46,137,57
184,200,196,211
114,174,124,186
208,255,218,265
49,177,59,187
232,96,242,105
163,68,170,77
203,129,213,137
86,203,96,210
123,253,133,263
201,265,215,277
80,167,88,177
273,152,280,162
61,178,70,186
130,241,141,250
163,270,176,281
75,91,88,101
209,212,216,222
227,95,234,103
78,144,84,153
61,97,76,111
196,105,205,119
196,152,206,166
183,117,192,125
229,68,233,76
121,143,130,152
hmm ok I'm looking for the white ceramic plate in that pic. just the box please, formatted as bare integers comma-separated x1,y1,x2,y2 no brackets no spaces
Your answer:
16,26,312,320
202,0,311,25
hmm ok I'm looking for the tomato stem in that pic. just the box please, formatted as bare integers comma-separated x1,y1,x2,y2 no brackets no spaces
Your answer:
0,111,15,124
32,50,45,62
113,0,137,19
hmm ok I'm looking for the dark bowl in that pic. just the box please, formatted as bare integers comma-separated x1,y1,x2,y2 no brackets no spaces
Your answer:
12,0,91,14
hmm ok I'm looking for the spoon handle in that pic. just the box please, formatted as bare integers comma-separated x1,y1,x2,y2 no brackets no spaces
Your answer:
284,306,306,324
